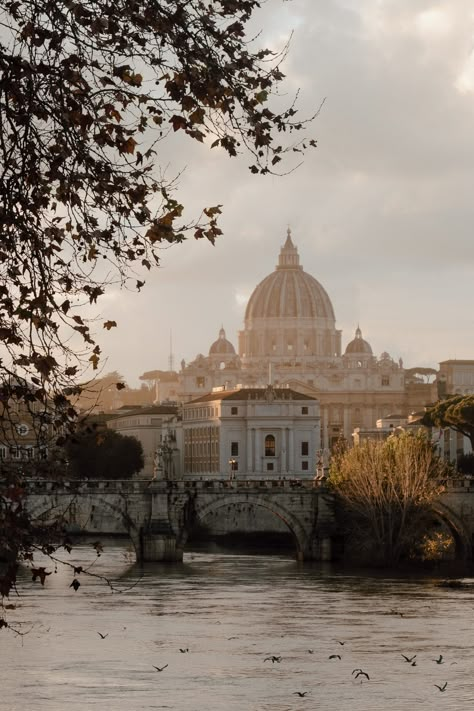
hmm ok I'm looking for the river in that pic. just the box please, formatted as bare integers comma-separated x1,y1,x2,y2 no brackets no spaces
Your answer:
2,539,474,710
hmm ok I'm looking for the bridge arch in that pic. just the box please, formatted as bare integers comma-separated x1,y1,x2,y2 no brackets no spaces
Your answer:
430,502,472,561
176,493,312,560
25,493,142,556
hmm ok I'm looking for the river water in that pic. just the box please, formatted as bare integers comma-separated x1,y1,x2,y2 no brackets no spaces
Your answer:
2,539,474,711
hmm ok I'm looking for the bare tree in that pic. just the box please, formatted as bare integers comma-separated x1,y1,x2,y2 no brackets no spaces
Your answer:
0,0,317,616
329,430,452,565
0,0,317,434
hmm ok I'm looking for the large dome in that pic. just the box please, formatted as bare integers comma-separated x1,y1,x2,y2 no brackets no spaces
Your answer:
245,231,335,321
239,230,341,361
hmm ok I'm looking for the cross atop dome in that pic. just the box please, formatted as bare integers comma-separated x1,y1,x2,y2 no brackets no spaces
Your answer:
278,227,301,269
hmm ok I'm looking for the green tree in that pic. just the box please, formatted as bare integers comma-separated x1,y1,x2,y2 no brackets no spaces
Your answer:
422,395,474,450
329,430,451,566
65,429,144,479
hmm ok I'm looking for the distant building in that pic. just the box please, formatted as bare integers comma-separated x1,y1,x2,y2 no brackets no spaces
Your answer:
170,230,437,448
182,385,320,479
106,405,180,478
76,231,474,475
437,360,474,398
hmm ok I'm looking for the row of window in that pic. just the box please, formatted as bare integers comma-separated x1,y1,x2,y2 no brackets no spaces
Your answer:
184,406,219,420
230,406,310,416
230,438,309,458
0,446,48,460
229,460,309,472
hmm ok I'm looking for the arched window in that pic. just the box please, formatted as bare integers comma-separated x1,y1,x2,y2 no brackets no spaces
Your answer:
265,434,275,457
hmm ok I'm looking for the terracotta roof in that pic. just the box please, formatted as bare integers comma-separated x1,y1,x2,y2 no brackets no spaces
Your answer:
108,405,178,419
186,387,316,404
439,360,474,366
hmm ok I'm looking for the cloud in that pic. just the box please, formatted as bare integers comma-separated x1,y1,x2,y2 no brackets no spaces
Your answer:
92,1,474,386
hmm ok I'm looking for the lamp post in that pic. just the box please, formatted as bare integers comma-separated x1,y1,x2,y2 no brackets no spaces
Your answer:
228,458,237,481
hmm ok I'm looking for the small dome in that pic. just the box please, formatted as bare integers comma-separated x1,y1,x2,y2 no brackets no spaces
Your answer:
209,327,236,356
344,326,373,355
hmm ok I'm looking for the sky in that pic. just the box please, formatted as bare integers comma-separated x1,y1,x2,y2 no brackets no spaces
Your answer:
93,0,474,388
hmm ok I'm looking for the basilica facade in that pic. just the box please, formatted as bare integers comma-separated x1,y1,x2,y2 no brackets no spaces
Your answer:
158,230,437,450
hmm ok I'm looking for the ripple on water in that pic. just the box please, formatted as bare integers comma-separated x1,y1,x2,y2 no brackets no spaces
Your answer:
3,542,474,711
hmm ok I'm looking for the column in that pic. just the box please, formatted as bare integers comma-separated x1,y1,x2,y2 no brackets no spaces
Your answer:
343,406,351,442
309,426,316,474
247,427,253,475
254,428,261,473
322,406,329,450
288,428,294,474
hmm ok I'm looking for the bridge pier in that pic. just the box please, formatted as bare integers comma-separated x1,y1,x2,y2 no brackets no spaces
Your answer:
138,522,183,562
309,535,333,561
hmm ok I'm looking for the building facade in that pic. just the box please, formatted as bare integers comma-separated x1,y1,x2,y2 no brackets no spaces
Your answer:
166,230,437,449
106,405,180,478
182,385,320,479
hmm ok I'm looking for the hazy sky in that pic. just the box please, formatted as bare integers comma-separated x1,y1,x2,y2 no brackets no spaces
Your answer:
93,1,474,387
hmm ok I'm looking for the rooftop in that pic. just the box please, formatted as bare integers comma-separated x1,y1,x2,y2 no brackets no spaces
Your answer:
186,386,316,404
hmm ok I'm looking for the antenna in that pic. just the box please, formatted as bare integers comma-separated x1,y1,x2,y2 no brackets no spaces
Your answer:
168,329,174,372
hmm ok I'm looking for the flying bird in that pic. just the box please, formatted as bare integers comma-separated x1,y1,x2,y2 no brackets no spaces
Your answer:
354,671,370,681
401,654,416,663
433,655,444,664
153,664,168,672
434,682,448,692
336,640,345,646
264,655,282,663
329,654,341,660
31,567,52,585
352,669,363,676
97,632,108,639
293,691,310,697
307,649,314,654
179,648,189,653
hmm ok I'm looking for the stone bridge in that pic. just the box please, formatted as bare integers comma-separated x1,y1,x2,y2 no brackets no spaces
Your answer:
23,477,474,562
23,478,336,562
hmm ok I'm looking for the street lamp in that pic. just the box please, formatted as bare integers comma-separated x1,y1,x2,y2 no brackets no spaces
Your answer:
228,458,237,481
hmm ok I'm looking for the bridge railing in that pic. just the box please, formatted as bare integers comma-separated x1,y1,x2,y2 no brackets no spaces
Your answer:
23,479,149,494
23,477,328,493
22,476,474,497
167,478,326,491
438,477,474,492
